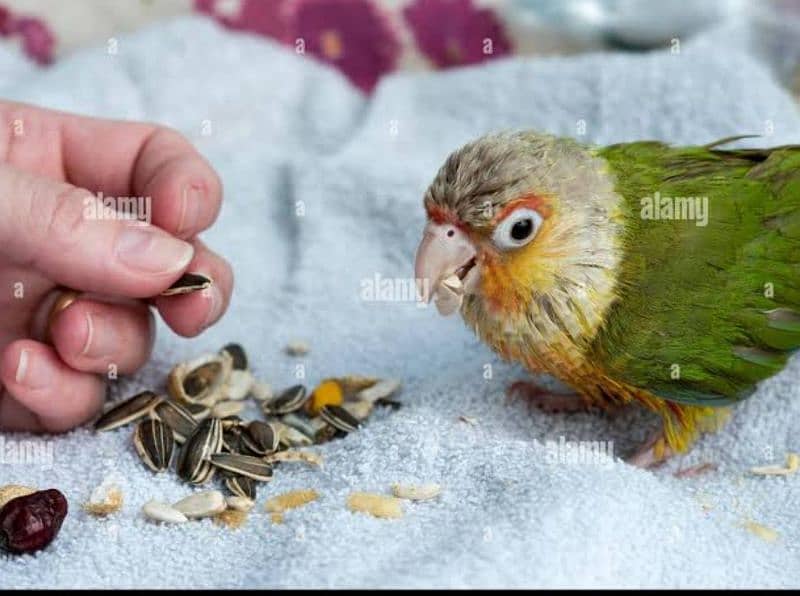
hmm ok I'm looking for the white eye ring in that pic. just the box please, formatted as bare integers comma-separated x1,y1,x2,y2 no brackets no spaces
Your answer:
492,208,543,250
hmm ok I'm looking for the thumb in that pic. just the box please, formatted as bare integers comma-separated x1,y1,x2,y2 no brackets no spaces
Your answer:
0,163,194,298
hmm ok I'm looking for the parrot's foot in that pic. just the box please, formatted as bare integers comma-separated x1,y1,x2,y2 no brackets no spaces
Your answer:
626,431,674,469
505,381,589,414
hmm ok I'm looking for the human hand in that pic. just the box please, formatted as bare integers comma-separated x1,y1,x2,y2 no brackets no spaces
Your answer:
0,102,233,432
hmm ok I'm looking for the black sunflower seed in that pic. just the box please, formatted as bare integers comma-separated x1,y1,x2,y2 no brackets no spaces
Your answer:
320,405,361,434
94,390,160,432
241,421,279,455
133,418,174,473
160,272,213,296
261,385,309,415
209,453,274,482
153,400,197,443
225,475,257,500
177,417,223,484
221,343,248,370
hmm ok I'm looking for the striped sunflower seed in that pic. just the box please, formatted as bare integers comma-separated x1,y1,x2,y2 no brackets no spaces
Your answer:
272,421,314,448
225,475,257,500
209,453,274,482
160,272,212,296
94,390,160,432
320,405,361,433
220,343,248,370
177,417,223,485
183,402,211,421
281,413,334,443
222,426,244,453
241,421,279,455
153,400,197,443
262,385,309,415
133,419,175,473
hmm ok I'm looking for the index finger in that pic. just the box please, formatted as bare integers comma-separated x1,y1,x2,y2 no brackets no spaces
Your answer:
1,101,222,239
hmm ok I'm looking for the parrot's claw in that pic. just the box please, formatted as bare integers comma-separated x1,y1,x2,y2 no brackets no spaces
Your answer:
505,381,589,414
626,431,674,469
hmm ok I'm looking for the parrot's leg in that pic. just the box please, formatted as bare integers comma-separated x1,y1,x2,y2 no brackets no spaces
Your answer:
626,429,674,468
505,381,591,414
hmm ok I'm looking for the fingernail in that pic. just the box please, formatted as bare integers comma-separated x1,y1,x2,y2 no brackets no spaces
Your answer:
201,285,223,329
179,185,203,236
116,225,194,274
15,349,51,390
81,312,116,360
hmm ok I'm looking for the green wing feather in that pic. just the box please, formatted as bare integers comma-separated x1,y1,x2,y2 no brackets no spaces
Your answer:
592,139,800,407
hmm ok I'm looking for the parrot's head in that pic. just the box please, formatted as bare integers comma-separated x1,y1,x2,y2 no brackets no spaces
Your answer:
414,131,624,353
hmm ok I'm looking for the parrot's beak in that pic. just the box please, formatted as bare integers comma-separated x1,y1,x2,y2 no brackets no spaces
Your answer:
414,222,477,303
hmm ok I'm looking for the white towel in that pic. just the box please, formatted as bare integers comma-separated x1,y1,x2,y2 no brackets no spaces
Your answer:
0,17,798,588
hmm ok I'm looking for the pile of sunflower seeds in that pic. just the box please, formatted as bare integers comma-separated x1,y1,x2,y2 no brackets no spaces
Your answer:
94,343,401,502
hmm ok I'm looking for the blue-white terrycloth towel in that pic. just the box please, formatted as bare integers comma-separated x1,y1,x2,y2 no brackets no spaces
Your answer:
0,17,798,588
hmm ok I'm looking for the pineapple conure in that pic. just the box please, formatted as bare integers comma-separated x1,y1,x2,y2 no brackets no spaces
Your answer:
414,132,800,467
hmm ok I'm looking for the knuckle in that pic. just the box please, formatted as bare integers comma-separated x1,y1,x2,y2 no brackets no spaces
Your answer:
38,184,93,253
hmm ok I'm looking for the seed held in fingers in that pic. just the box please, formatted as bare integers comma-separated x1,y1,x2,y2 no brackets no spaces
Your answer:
160,272,213,296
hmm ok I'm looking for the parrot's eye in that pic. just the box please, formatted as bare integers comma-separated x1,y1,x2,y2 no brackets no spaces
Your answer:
492,208,542,250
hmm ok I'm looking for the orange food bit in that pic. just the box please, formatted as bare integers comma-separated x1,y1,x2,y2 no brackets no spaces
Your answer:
308,380,344,416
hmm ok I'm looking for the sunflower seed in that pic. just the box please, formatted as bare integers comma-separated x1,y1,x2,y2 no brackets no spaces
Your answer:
391,482,441,501
225,475,257,500
434,273,463,316
83,481,124,516
212,400,244,419
94,390,160,432
223,370,254,401
222,426,243,453
209,453,274,482
153,400,197,443
183,402,211,421
320,405,361,433
0,485,36,510
168,352,232,407
220,343,248,370
285,341,309,356
173,490,226,519
241,421,279,455
347,492,403,519
133,419,175,473
142,500,188,524
160,272,212,296
177,418,223,484
250,381,273,402
272,421,314,448
281,413,332,443
225,496,255,512
262,385,309,415
357,378,401,404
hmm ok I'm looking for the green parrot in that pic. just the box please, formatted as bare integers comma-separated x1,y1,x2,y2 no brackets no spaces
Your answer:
414,131,800,466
